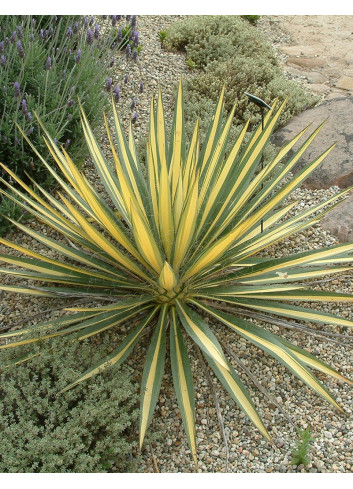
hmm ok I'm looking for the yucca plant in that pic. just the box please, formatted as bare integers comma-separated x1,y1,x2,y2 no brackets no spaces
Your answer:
0,80,353,469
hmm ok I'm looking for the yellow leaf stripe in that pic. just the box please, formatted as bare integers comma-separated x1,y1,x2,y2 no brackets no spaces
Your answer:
194,301,342,411
140,305,168,448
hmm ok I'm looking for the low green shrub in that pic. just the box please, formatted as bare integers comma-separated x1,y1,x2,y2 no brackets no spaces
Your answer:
0,336,139,472
164,16,278,69
165,15,318,154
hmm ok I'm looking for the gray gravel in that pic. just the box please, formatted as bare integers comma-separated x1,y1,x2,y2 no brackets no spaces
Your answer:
0,15,352,474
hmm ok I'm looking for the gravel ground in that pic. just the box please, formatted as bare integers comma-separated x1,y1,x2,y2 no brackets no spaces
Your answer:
0,15,353,474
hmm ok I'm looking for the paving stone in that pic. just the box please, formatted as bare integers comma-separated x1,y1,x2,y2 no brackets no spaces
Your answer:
335,75,353,91
272,96,353,189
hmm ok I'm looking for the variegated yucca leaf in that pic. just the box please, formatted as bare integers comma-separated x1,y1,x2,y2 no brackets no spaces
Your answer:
0,79,352,469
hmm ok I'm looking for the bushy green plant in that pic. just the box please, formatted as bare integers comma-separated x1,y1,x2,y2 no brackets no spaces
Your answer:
159,30,167,44
0,83,352,470
0,336,139,472
163,16,278,69
291,427,314,467
241,15,261,24
164,15,318,149
0,14,138,233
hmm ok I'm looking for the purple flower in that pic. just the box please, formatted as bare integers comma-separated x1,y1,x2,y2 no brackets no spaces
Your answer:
66,26,73,38
62,70,66,79
21,201,27,215
132,112,139,124
94,24,99,39
31,18,36,27
124,73,129,84
89,16,94,26
113,84,120,102
65,139,71,149
133,31,139,46
40,29,44,39
139,81,144,93
83,16,88,27
17,26,23,39
53,138,58,145
11,31,17,43
21,99,27,115
73,21,79,34
106,77,112,92
87,29,93,45
14,82,20,97
5,37,9,46
29,33,34,42
0,41,4,53
110,58,115,67
67,113,73,121
132,48,138,61
75,49,82,64
17,41,25,58
117,28,123,42
45,56,51,70
111,15,117,26
126,44,131,58
131,15,137,27
27,126,34,135
126,15,131,21
49,26,54,37
0,55,5,67
27,112,32,121
130,97,136,109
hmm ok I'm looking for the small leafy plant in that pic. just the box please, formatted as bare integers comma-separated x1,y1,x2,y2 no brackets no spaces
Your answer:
186,57,196,71
159,30,167,44
241,15,261,24
291,427,314,468
0,81,352,470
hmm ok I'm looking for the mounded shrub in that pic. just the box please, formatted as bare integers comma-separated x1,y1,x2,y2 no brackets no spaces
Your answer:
0,335,139,473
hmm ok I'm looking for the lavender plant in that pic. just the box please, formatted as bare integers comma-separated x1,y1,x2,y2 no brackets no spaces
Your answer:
0,15,139,234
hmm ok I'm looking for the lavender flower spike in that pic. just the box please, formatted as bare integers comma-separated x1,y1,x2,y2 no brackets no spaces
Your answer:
65,139,71,149
106,77,112,92
17,41,25,58
75,49,82,64
45,56,52,70
94,24,99,39
87,29,93,45
66,26,73,38
130,98,136,109
27,112,32,121
0,55,5,67
126,44,131,59
131,15,137,27
124,73,129,84
21,99,27,116
113,85,120,102
0,41,4,53
132,112,139,124
14,82,20,97
73,21,79,34
29,34,34,42
132,48,138,61
111,15,117,26
139,81,144,93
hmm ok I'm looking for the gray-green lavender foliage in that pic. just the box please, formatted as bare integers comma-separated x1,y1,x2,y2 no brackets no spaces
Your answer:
0,335,140,472
0,15,139,234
